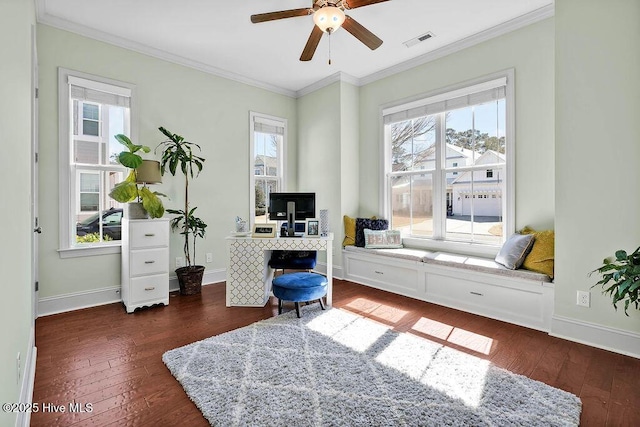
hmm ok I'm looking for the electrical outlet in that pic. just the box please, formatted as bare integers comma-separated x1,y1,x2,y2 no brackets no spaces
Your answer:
577,290,591,307
176,257,184,268
206,253,213,263
16,352,20,384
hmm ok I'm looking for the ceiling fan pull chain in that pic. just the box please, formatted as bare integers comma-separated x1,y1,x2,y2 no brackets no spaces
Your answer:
328,31,332,65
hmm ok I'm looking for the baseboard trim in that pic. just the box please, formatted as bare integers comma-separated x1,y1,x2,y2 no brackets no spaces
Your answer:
550,315,640,359
38,265,341,316
167,265,343,294
169,268,226,292
16,326,36,427
38,286,122,317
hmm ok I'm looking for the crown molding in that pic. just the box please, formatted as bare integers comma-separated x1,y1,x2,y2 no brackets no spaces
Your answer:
359,4,555,87
35,1,553,99
295,71,360,98
296,4,553,95
35,1,298,98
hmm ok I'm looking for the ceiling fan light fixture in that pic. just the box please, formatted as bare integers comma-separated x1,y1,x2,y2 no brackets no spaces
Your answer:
313,6,345,33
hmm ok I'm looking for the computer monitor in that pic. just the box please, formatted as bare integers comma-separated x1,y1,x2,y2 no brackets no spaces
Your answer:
268,192,315,236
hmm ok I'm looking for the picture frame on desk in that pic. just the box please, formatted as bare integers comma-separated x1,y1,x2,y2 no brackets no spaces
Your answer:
306,218,320,237
252,223,277,238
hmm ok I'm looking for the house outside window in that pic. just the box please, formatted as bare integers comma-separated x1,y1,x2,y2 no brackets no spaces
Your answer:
250,112,286,225
382,73,514,250
79,172,100,212
58,69,135,257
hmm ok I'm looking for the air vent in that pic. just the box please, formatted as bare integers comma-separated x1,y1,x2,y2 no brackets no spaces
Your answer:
403,31,435,48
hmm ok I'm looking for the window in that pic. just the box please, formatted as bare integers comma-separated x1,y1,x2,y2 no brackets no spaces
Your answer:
81,102,100,136
249,112,286,225
58,69,135,256
382,73,513,250
79,172,100,211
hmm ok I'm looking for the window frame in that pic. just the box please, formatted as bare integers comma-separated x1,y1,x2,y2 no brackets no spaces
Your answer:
249,111,287,227
380,70,515,257
57,68,137,258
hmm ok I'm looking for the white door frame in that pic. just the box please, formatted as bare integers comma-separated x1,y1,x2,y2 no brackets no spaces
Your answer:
31,24,39,320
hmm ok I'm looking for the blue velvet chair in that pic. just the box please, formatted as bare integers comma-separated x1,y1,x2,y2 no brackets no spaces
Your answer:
268,250,317,273
271,272,327,318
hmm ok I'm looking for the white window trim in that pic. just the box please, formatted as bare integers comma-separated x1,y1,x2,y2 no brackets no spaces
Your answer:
379,70,515,257
249,111,287,227
57,68,137,258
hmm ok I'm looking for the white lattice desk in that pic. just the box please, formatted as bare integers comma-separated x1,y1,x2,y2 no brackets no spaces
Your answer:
226,234,333,307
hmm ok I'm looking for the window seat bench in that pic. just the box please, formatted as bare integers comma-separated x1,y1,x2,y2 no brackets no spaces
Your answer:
342,246,554,332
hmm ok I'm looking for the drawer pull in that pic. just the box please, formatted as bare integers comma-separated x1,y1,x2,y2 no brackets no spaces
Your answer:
144,233,156,237
374,270,384,275
144,287,156,291
144,260,156,264
470,291,483,296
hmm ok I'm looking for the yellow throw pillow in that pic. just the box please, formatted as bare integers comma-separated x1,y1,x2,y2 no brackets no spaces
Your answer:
342,215,377,246
343,215,357,246
520,226,555,278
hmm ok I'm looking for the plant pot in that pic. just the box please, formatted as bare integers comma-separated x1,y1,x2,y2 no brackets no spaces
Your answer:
176,265,205,295
125,202,149,219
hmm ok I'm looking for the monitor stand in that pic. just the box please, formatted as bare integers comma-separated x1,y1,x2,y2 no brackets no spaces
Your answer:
286,201,296,237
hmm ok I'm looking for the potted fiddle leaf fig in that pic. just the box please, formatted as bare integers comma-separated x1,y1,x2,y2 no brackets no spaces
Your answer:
156,126,206,295
109,134,165,219
591,246,640,315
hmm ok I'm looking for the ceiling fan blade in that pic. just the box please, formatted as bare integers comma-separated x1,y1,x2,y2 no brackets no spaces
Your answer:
341,15,383,50
250,8,311,24
300,25,324,61
343,0,389,10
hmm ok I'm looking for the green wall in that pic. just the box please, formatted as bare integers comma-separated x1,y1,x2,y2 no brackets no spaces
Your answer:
37,24,297,298
555,0,640,329
37,17,558,301
0,0,35,423
339,82,361,233
357,18,556,231
298,82,340,263
297,81,360,266
32,1,640,355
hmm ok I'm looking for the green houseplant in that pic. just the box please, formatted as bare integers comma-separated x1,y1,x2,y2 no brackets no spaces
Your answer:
109,134,165,219
156,126,207,295
591,246,640,315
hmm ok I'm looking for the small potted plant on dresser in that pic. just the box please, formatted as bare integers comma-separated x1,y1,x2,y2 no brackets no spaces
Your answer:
156,126,207,295
109,134,165,219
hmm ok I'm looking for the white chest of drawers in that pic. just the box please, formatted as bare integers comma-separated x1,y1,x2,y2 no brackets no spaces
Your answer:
121,218,170,313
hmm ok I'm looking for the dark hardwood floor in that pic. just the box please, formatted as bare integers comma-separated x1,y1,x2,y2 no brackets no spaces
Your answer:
32,280,639,426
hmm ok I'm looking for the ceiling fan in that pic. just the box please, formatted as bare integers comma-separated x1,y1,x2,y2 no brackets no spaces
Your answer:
250,0,388,62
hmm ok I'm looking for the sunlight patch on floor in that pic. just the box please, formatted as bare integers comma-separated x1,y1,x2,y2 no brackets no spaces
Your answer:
344,298,409,323
307,309,491,408
412,317,494,355
411,317,454,340
375,333,490,408
306,308,391,352
374,332,441,379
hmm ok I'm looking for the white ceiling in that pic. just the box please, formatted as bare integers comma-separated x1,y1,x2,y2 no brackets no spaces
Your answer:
36,0,554,97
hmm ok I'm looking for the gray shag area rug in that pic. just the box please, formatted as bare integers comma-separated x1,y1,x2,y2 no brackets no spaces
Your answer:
163,305,581,426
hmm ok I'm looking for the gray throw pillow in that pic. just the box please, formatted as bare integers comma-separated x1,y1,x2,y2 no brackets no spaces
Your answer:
495,233,535,270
